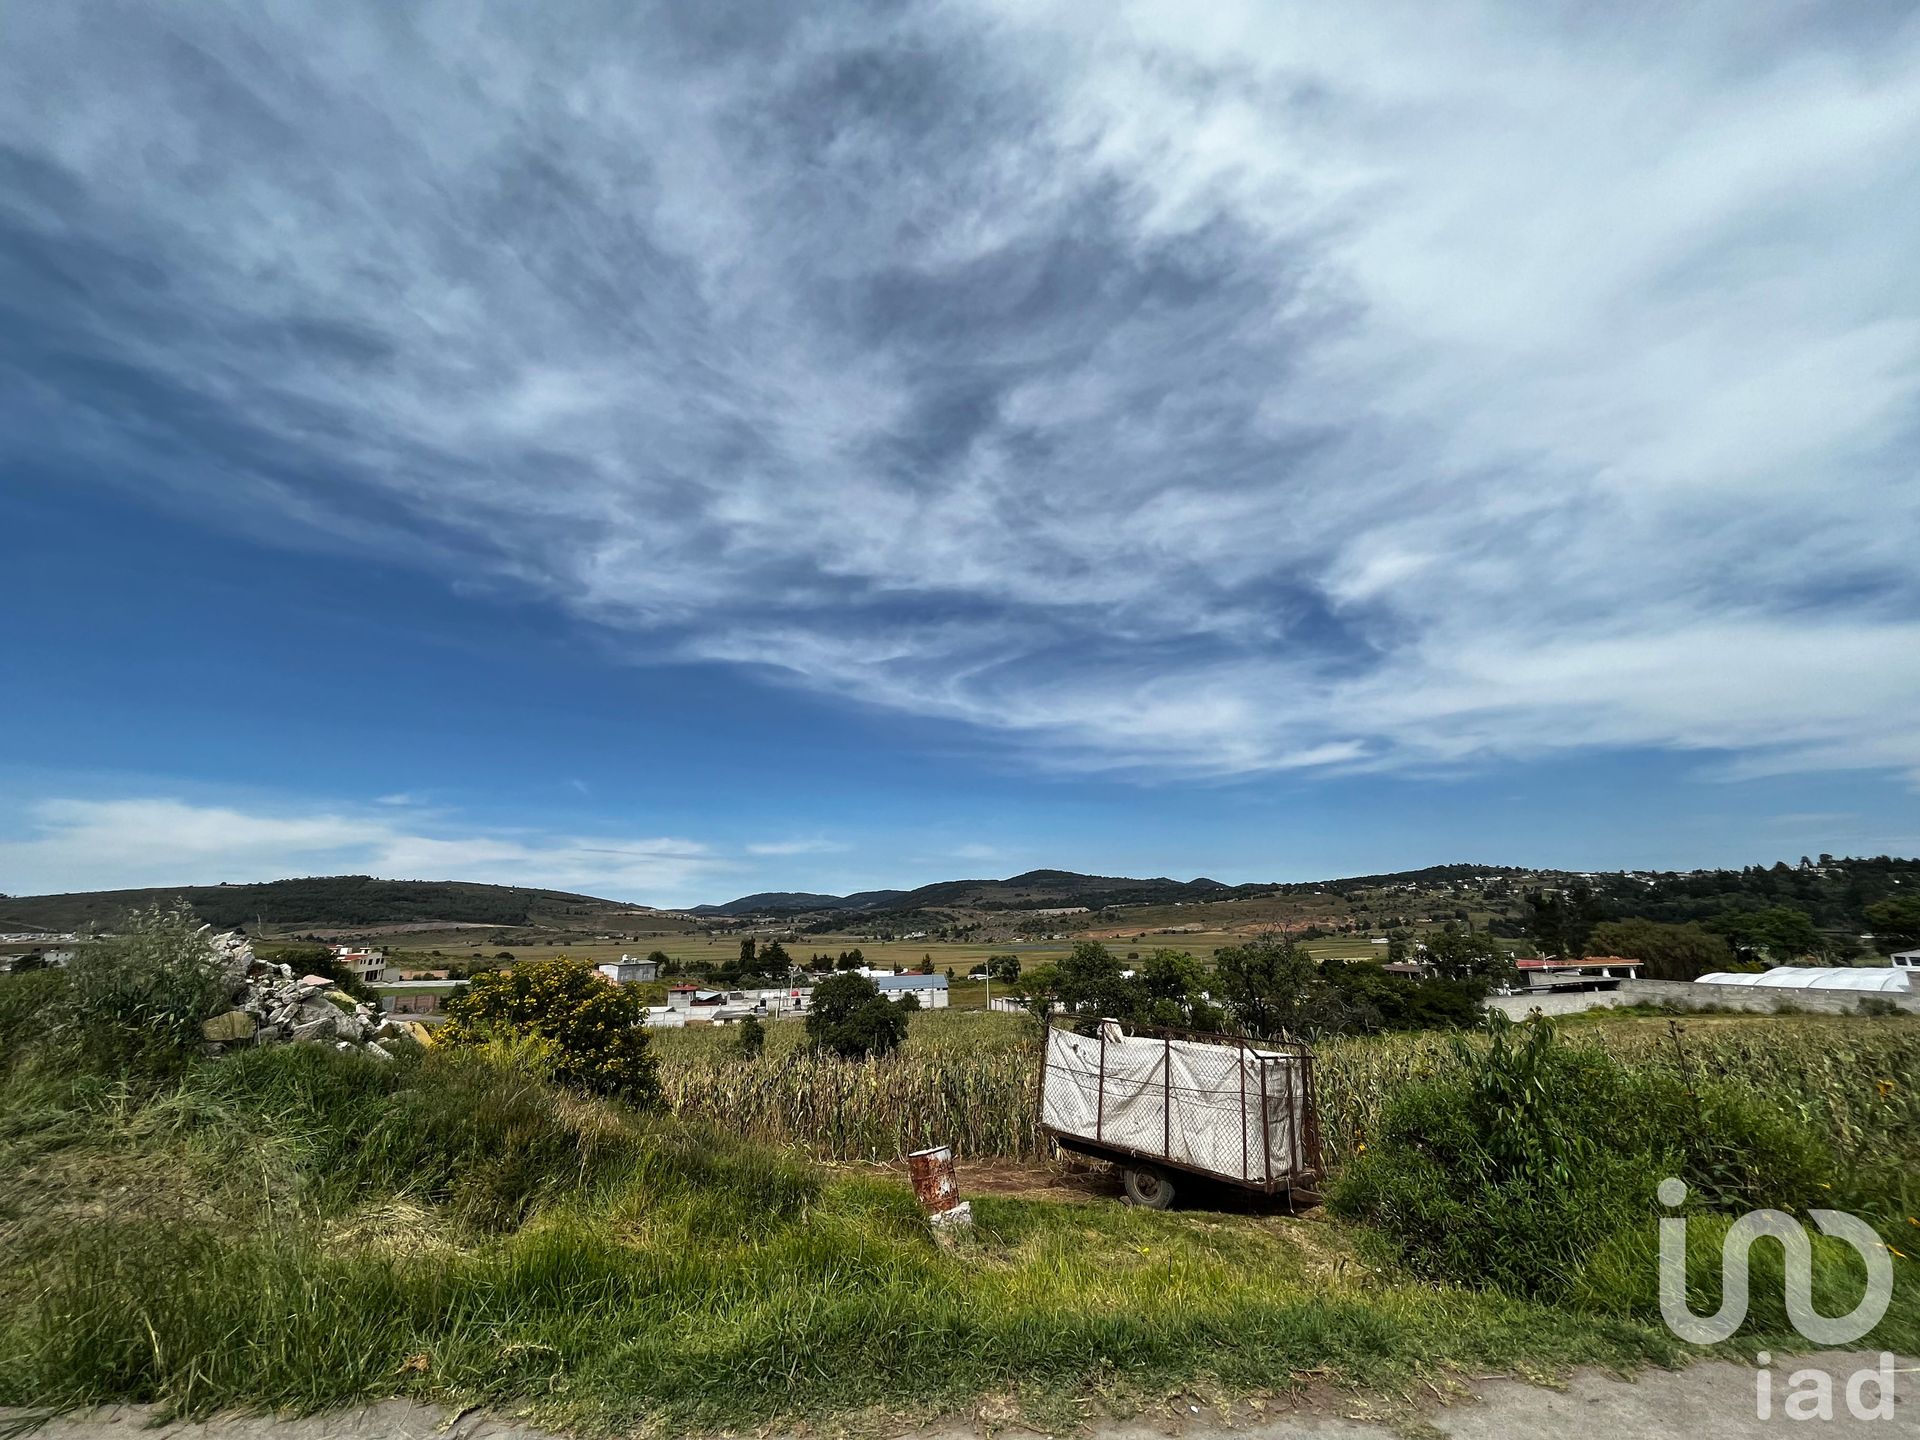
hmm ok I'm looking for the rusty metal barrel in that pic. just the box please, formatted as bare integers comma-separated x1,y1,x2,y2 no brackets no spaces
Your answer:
907,1143,971,1231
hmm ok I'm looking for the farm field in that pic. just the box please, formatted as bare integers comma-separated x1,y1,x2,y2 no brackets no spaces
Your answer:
4,951,1915,1436
359,930,1502,984
651,1009,1920,1170
368,933,1093,987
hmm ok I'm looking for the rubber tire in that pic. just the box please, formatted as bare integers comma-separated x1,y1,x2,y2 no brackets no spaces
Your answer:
1123,1164,1176,1209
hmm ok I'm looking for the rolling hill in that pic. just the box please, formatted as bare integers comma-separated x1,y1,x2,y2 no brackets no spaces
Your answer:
0,876,653,934
687,889,909,917
692,869,1246,917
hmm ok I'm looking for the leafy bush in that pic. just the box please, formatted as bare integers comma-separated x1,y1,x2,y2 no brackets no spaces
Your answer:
804,973,908,1059
439,957,660,1107
0,967,69,1062
61,904,233,1070
1329,1016,1832,1297
736,1015,766,1059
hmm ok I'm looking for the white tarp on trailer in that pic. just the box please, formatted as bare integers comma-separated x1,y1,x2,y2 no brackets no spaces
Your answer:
1040,1024,1308,1183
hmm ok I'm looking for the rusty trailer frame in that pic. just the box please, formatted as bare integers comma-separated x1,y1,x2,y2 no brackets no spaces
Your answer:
1039,1018,1326,1204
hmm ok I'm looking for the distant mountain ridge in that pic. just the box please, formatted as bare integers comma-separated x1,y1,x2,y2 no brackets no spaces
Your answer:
0,875,653,934
14,857,1908,937
686,890,906,916
691,868,1242,916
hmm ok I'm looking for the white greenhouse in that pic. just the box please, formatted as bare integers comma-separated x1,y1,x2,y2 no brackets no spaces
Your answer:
1695,966,1916,993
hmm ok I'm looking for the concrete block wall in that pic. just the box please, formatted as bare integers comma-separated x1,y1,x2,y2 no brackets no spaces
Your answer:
1484,976,1920,1020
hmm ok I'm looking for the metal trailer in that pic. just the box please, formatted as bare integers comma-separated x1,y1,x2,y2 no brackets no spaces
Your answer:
1038,1018,1325,1210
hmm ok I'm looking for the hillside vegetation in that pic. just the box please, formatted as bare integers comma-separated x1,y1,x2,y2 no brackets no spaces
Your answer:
0,968,1678,1434
0,876,649,934
2,922,1915,1433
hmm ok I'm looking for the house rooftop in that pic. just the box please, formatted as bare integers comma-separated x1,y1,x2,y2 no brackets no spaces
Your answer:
1516,955,1641,970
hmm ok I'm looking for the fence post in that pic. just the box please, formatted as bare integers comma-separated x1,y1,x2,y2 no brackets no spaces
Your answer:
1163,1033,1172,1158
1095,1027,1106,1143
1258,1054,1272,1185
1239,1039,1249,1181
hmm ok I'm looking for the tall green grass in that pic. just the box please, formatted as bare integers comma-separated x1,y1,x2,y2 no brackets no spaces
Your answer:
653,1011,1920,1172
4,977,1915,1433
0,1031,1681,1433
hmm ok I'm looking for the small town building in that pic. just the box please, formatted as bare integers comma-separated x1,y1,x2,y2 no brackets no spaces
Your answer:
872,973,949,1008
596,954,660,984
331,945,393,984
369,979,461,1017
1515,956,1642,982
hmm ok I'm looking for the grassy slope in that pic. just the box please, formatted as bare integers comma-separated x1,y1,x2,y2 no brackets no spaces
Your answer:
3,982,1913,1434
0,1035,1673,1436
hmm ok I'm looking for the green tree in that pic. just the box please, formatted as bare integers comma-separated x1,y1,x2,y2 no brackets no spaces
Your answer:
439,957,660,1106
1210,934,1318,1038
1586,918,1733,981
1865,896,1920,954
1525,885,1598,958
1423,923,1514,987
1136,948,1222,1029
1709,905,1821,963
735,1015,766,1059
804,972,908,1059
987,953,1021,984
1014,963,1061,1029
738,937,757,968
1051,941,1136,1017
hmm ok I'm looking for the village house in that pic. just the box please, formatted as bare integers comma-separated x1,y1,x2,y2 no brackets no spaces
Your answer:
330,945,393,984
872,973,949,1008
596,954,660,984
369,978,460,1018
1501,956,1643,995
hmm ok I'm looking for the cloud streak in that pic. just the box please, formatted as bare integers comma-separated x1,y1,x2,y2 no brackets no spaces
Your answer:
0,798,725,904
4,1,1918,779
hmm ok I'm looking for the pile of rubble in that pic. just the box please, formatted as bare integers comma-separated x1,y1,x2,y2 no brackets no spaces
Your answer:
199,929,421,1059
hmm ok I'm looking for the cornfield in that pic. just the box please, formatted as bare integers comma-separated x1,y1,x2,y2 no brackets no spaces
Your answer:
655,1011,1920,1166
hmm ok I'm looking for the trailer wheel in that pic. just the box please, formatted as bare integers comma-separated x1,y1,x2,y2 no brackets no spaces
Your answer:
1123,1164,1175,1209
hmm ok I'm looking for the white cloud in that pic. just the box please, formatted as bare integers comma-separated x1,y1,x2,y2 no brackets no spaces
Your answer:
5,2,1918,781
0,798,728,906
746,837,852,856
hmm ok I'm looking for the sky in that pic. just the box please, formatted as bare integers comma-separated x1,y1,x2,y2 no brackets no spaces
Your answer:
3,0,1919,907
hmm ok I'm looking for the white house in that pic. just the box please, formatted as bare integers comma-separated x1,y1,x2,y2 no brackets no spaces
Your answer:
330,945,392,984
872,973,949,1008
597,954,660,984
1891,949,1920,970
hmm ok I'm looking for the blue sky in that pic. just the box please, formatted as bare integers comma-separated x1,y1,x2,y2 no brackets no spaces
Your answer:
3,1,1918,907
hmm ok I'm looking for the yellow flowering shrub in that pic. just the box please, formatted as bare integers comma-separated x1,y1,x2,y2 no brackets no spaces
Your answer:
439,957,660,1107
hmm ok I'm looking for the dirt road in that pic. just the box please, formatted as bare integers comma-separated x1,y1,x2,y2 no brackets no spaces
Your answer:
7,1352,1911,1439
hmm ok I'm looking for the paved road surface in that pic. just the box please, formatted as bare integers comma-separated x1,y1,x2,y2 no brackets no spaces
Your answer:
6,1353,1912,1439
